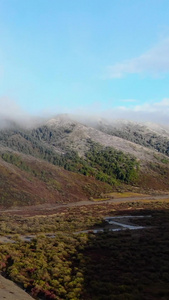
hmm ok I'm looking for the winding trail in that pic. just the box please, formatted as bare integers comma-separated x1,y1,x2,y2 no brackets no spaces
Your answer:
1,193,169,215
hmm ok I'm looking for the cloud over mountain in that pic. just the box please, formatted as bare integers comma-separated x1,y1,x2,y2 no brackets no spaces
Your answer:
98,98,169,125
1,96,169,128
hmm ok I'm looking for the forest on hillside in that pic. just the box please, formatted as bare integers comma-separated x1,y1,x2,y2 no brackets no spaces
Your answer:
97,124,169,156
0,139,139,186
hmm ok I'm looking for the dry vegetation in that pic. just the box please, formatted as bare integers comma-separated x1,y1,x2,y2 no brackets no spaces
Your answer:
0,154,114,208
0,199,169,299
0,117,169,299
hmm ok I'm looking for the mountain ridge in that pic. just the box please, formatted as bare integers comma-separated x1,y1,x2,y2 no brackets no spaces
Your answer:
0,114,169,208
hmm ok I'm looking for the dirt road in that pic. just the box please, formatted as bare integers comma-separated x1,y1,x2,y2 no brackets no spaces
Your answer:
1,193,169,216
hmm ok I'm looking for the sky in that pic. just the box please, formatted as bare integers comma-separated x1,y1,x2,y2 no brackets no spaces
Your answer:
1,0,169,123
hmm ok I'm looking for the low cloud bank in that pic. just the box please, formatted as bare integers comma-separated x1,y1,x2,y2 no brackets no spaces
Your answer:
69,98,169,127
0,98,43,129
104,98,169,125
0,97,169,129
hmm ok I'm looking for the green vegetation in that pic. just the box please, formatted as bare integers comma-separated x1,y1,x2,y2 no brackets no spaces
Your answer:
0,142,139,187
0,199,169,235
0,234,86,300
1,152,32,172
86,144,139,184
1,120,169,196
0,210,102,235
98,124,169,157
0,148,116,208
0,201,169,300
1,121,169,299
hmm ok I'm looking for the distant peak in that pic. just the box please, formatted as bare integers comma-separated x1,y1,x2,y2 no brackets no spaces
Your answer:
45,115,77,128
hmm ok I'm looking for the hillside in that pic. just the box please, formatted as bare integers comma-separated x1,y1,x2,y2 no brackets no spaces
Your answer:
0,116,169,300
89,118,169,156
1,115,169,162
0,149,114,208
0,115,169,208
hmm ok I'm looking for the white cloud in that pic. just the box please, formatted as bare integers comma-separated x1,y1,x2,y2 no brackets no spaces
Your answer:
1,97,169,128
1,97,23,117
101,98,169,124
107,38,169,78
68,98,169,125
132,98,169,112
0,97,39,128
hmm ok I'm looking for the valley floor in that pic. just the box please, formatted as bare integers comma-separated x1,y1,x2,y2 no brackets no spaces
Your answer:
0,194,169,300
1,192,169,217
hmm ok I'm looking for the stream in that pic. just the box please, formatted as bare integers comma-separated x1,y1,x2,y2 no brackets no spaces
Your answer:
0,215,152,243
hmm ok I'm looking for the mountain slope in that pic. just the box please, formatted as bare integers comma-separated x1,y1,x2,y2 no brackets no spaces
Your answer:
89,118,169,156
1,115,169,164
0,115,169,208
0,149,113,208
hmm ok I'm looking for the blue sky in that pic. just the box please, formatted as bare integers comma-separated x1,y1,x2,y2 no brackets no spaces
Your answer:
1,0,169,122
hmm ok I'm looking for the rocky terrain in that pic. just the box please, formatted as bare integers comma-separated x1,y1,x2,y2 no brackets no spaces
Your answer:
0,275,34,300
0,114,169,209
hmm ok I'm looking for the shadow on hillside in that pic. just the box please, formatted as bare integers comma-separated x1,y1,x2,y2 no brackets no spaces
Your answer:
1,208,169,300
80,209,169,300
